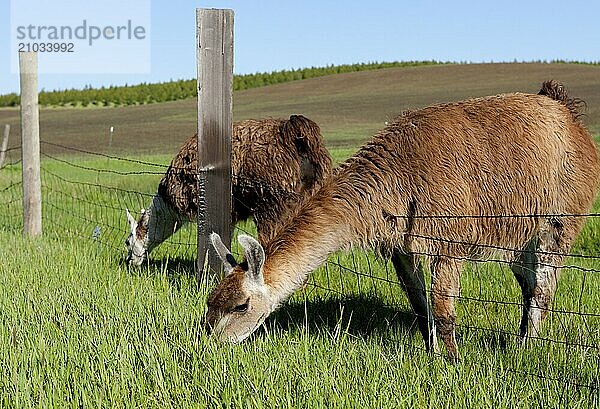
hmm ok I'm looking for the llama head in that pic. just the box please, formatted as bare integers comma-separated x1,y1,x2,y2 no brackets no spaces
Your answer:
204,233,275,343
125,208,150,266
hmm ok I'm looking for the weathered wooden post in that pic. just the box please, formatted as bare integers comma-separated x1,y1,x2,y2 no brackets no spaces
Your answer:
19,52,42,237
0,124,10,168
196,9,234,281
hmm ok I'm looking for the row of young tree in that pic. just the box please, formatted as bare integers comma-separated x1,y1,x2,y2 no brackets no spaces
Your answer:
1,60,596,108
0,61,444,108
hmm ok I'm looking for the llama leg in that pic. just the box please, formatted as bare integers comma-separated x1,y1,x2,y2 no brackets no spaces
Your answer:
529,221,574,339
430,257,462,361
391,251,438,353
527,260,562,339
513,219,575,341
510,239,537,339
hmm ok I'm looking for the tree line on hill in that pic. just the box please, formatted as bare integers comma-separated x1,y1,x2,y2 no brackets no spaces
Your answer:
0,60,596,108
0,61,444,108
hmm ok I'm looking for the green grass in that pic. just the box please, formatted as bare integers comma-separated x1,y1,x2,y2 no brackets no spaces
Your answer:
0,148,599,408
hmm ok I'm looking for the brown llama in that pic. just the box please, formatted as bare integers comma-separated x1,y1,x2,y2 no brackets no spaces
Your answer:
125,115,332,266
205,81,600,361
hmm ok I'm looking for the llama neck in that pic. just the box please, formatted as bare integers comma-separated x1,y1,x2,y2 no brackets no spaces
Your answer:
262,188,354,304
145,194,183,253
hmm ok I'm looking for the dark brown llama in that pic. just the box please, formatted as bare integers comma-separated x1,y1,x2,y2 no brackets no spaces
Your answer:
125,115,332,266
205,81,600,361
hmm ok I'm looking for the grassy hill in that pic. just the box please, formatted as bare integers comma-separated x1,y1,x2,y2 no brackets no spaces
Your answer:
0,62,598,158
0,61,444,108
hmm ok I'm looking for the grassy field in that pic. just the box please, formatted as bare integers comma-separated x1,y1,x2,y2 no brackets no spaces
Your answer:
0,145,599,407
0,63,599,407
0,61,447,108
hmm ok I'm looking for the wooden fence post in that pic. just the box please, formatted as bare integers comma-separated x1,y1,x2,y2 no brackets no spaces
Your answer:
0,125,9,168
196,9,234,281
19,52,42,237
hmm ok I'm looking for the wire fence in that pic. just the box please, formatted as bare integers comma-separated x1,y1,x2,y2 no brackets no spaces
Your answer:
1,139,599,396
0,144,23,233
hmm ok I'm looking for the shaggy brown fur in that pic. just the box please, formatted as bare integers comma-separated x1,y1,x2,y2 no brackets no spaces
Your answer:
538,79,586,119
157,115,332,239
205,81,600,360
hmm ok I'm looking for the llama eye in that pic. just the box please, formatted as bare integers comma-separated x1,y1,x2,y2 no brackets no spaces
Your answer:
125,238,131,247
232,300,249,313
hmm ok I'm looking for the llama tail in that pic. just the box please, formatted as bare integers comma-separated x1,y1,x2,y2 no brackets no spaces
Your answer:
538,80,586,119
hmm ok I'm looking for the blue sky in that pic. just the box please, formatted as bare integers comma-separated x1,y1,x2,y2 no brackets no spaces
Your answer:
1,0,599,94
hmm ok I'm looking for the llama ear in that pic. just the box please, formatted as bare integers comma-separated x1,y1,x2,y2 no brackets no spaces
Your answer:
126,208,137,231
210,232,237,274
238,234,265,283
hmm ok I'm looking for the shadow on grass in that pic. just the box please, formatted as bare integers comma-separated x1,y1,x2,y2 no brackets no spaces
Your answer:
123,256,199,290
146,257,197,275
268,295,515,352
134,256,515,352
471,329,510,352
268,294,418,339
